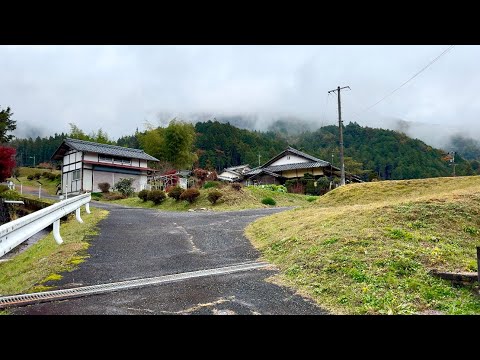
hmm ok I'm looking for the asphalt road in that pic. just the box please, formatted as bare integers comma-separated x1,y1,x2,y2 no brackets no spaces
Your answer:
11,202,326,315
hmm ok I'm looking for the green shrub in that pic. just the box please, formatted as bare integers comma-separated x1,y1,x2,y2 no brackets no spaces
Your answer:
138,189,149,202
103,192,126,201
207,190,223,204
256,184,287,193
0,190,20,201
98,182,111,193
27,174,34,181
147,190,166,205
42,171,50,178
91,192,103,201
261,197,276,206
168,186,184,201
306,196,318,202
203,181,220,189
231,182,243,191
180,188,200,203
0,184,9,193
112,178,134,197
33,172,42,180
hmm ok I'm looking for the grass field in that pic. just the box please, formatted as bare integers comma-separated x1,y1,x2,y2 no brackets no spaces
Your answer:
0,207,108,297
102,185,315,211
8,167,61,195
245,176,480,314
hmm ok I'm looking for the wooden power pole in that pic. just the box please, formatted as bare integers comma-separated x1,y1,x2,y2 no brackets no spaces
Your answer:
328,85,350,186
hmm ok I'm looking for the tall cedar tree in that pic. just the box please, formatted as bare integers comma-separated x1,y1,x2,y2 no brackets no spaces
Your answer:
0,106,16,143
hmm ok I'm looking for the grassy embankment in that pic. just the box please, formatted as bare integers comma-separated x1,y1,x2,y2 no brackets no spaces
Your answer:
98,185,316,211
0,207,108,297
245,176,480,314
8,167,61,195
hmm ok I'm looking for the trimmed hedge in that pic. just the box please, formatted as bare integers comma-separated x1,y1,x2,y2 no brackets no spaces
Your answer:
261,197,276,206
207,190,223,204
138,190,149,202
180,188,200,203
98,182,111,193
147,190,166,205
231,182,243,191
168,186,184,201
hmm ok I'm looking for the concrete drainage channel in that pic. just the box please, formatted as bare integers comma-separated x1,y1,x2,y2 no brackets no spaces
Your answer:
0,261,269,309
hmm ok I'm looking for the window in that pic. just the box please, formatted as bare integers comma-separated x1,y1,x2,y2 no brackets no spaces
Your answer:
287,156,291,160
99,155,113,162
72,169,81,181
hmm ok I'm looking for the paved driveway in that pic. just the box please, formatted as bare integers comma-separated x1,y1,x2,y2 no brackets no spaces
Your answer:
12,203,326,315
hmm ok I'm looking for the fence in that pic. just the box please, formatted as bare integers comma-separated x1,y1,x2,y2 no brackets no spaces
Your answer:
0,193,91,258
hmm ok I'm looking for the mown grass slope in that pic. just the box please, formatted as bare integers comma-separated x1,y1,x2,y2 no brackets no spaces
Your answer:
245,176,480,314
8,167,61,195
0,207,108,297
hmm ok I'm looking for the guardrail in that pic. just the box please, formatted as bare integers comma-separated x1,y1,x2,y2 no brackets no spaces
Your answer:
0,193,91,258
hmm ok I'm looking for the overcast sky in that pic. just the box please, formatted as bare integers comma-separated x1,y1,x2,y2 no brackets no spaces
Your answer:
1,45,478,148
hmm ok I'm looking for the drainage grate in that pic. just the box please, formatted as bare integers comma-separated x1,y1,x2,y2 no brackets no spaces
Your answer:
0,261,269,309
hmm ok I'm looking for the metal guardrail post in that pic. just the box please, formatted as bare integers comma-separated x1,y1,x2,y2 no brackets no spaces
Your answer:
0,193,91,257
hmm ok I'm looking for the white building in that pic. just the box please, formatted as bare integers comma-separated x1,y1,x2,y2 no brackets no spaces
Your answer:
218,165,251,182
51,138,159,195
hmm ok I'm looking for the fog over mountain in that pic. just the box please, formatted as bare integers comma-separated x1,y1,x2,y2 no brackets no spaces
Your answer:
3,45,479,151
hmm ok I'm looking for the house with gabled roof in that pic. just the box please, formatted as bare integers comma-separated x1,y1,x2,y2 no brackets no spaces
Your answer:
218,164,251,182
244,146,361,185
51,138,159,195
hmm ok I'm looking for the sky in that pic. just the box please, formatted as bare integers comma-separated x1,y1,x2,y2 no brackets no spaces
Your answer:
1,45,479,148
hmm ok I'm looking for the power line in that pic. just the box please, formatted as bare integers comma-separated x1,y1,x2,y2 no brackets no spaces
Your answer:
353,45,455,119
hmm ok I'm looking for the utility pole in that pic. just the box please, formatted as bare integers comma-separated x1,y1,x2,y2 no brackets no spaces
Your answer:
450,151,457,177
328,85,350,186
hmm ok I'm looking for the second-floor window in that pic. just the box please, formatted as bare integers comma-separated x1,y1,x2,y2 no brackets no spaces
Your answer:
99,155,132,165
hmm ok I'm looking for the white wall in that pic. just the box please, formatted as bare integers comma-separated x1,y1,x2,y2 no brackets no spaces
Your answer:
270,154,309,166
83,152,98,161
92,170,146,192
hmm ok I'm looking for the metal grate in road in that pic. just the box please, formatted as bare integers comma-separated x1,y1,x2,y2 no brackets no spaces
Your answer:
0,261,269,309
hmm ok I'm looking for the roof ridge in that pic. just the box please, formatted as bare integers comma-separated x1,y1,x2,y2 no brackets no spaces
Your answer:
66,138,145,153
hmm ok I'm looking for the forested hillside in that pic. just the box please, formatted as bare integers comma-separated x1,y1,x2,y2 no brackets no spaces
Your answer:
295,122,473,180
8,119,477,180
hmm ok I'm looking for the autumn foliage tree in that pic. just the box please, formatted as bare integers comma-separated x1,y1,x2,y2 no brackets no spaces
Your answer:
0,146,16,182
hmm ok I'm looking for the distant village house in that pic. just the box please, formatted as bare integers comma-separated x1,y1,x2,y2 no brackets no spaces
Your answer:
219,146,361,186
51,138,159,195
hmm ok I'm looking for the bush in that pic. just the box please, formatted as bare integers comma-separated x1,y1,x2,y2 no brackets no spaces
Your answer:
147,190,166,205
138,189,149,202
98,182,111,193
113,178,135,197
257,184,287,193
180,188,200,203
42,171,50,178
203,181,220,189
27,174,34,181
261,197,276,206
165,185,176,193
207,190,223,204
0,190,20,201
33,172,41,180
103,192,126,201
91,192,103,201
306,196,318,202
231,182,243,191
168,186,184,201
0,184,9,193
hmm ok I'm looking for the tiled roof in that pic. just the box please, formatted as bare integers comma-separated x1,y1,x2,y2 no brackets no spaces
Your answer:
63,138,159,161
265,161,331,172
245,161,335,175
